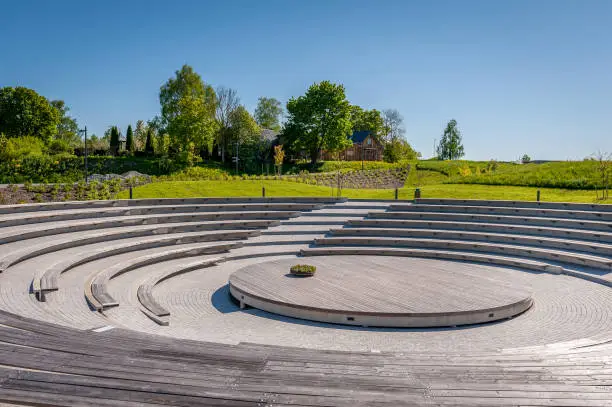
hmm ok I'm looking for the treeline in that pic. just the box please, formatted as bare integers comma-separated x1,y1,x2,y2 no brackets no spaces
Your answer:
0,64,423,172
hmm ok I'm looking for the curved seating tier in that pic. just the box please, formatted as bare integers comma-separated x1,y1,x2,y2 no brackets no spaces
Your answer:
312,198,612,288
86,243,239,311
0,196,609,405
137,256,225,325
31,229,259,299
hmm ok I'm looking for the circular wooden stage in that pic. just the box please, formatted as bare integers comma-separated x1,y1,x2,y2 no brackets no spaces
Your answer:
229,256,534,327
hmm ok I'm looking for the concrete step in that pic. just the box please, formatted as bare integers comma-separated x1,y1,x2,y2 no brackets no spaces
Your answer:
0,200,118,215
314,237,612,270
31,230,258,298
86,243,241,311
346,219,612,243
367,211,612,232
137,257,225,321
0,197,348,215
0,215,279,244
330,228,612,257
415,198,612,212
0,206,305,227
0,222,273,271
391,204,612,221
300,246,560,274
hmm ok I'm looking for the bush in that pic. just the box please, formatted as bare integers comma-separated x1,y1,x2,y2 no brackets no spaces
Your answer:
47,139,73,156
0,136,45,161
290,264,317,275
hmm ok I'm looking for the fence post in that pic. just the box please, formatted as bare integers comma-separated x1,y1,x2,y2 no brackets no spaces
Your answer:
129,186,133,200
394,188,398,200
537,189,540,202
262,187,265,198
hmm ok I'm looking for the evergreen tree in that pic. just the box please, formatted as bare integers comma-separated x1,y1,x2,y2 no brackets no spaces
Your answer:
109,126,120,156
437,119,465,160
144,128,155,155
125,125,134,152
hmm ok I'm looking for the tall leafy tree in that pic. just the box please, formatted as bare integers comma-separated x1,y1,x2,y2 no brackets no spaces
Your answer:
50,100,80,146
215,86,240,162
159,65,217,154
350,106,385,139
133,120,148,151
437,119,465,160
283,81,352,165
125,125,134,152
0,87,60,142
229,105,262,171
254,97,283,131
109,126,120,156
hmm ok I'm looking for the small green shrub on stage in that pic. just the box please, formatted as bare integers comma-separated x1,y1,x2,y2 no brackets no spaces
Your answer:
290,264,317,275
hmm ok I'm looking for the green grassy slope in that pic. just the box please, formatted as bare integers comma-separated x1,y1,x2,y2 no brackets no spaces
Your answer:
117,180,609,203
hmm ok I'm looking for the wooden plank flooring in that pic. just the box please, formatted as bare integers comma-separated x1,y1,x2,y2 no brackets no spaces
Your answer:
229,256,532,314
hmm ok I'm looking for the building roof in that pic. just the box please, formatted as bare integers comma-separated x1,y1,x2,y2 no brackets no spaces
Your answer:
350,130,372,144
261,129,279,142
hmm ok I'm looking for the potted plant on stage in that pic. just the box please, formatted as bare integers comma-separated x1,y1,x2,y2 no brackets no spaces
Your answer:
290,264,317,277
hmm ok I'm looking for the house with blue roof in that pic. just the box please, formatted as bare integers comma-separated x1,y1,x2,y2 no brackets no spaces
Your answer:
322,130,384,161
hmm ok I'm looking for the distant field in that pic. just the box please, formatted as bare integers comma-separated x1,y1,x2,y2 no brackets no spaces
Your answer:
117,180,609,204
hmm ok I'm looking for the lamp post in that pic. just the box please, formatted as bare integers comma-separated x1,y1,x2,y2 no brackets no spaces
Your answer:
79,126,88,183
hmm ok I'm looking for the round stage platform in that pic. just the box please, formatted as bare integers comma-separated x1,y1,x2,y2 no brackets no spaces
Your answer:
228,256,534,327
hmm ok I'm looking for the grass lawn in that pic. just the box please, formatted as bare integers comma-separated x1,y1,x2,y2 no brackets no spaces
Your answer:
117,180,610,204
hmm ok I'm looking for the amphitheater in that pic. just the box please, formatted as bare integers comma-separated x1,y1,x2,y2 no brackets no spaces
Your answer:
0,196,610,406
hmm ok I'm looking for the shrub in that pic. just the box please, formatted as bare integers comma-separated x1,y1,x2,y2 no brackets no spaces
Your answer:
47,139,73,156
0,136,45,160
290,264,317,275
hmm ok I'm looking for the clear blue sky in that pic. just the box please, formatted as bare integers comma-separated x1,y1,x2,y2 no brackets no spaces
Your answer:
1,0,610,160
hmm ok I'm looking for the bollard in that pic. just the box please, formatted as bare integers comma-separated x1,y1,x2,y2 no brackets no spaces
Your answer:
537,189,540,202
414,188,421,199
129,186,133,200
394,188,399,200
262,187,266,197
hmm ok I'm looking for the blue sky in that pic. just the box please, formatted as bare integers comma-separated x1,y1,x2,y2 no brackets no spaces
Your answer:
1,0,610,160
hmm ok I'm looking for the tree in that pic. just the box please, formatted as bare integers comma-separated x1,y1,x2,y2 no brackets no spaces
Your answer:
228,105,261,171
437,119,465,160
109,126,120,156
215,86,240,163
125,125,134,153
593,151,611,201
0,86,60,142
254,97,283,131
159,65,217,156
283,81,352,165
134,120,148,151
351,106,385,139
382,109,406,142
50,100,80,146
521,154,531,164
383,138,421,163
274,145,285,175
144,128,155,155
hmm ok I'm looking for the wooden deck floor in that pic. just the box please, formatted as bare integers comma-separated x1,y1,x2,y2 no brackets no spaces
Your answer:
229,256,533,317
